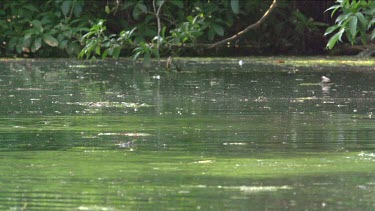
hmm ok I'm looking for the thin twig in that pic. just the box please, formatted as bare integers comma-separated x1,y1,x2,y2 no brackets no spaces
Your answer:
153,0,165,64
208,0,278,49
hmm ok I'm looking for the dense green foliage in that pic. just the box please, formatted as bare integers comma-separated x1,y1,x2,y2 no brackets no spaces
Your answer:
0,0,89,57
1,0,330,59
325,0,375,49
2,0,372,60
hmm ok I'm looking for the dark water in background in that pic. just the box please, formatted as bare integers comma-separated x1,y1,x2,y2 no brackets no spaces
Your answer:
0,58,374,210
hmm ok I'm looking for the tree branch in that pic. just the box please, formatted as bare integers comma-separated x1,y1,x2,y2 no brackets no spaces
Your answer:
208,0,278,49
153,0,165,60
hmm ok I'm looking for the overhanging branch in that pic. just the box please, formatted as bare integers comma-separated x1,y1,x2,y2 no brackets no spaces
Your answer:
208,0,278,49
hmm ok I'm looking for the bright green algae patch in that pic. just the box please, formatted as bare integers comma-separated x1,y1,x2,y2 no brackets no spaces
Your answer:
1,149,374,210
1,58,375,210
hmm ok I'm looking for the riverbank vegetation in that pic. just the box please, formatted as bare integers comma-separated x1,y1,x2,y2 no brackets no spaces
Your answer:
1,0,374,62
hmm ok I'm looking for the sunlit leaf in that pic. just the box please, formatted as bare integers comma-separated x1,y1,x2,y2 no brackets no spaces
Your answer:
42,34,58,47
105,5,110,14
326,28,345,49
325,4,341,17
335,13,351,25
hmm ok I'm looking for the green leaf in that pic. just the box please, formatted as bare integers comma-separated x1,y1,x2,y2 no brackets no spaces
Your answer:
326,28,345,49
369,18,375,29
23,37,32,48
132,51,141,62
293,11,307,22
102,49,109,59
42,34,59,47
31,20,43,34
360,32,368,45
207,28,216,41
8,37,18,50
61,0,72,17
349,16,358,38
213,24,224,36
113,47,121,58
66,42,81,56
132,3,147,20
230,0,240,14
59,40,68,49
105,5,110,14
23,4,39,12
335,13,351,25
73,1,83,17
95,45,101,55
325,4,341,17
31,37,42,52
143,53,151,68
355,12,367,27
170,0,183,8
16,39,23,54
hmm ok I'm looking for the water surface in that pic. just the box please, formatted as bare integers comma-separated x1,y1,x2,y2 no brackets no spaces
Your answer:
0,58,374,210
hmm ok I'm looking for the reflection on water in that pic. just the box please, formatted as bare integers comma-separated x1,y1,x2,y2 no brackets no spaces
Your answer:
0,59,374,210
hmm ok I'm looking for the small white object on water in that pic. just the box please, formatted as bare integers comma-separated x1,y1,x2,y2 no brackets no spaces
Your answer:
238,60,243,67
321,76,331,83
152,75,160,79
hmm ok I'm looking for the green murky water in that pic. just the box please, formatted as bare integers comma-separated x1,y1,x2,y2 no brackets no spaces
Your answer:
0,58,374,210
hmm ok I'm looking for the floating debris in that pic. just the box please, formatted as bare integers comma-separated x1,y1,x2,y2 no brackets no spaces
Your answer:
194,160,214,164
69,65,97,68
238,60,243,67
78,206,115,211
219,185,292,194
223,142,247,146
98,132,151,137
16,88,50,91
116,141,135,148
54,101,152,109
298,83,320,86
